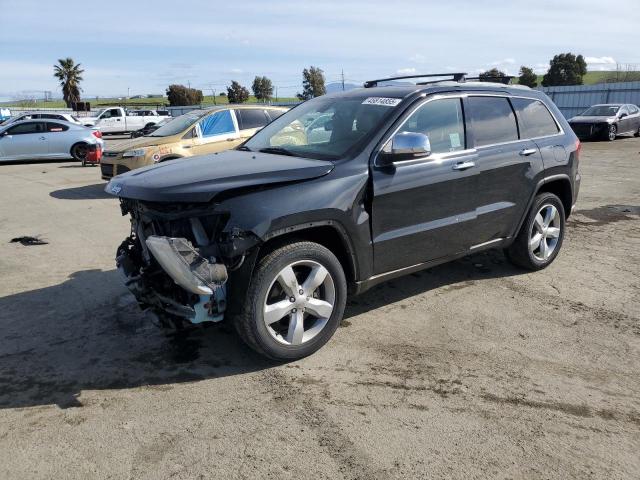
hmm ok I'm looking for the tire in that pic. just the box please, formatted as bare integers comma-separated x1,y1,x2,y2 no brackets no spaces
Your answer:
71,142,89,162
605,124,617,141
234,241,347,361
505,192,565,271
634,126,640,138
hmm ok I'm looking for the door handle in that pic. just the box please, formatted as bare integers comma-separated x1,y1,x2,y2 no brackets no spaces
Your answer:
39,136,46,140
519,148,537,156
116,118,121,121
452,161,475,171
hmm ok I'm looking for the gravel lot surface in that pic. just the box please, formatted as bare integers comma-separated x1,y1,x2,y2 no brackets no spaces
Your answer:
0,137,638,479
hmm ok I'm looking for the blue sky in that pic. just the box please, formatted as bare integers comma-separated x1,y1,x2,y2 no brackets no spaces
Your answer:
1,0,638,100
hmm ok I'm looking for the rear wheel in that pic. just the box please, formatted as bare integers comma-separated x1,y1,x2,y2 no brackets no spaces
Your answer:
634,126,640,137
235,241,347,361
71,142,89,165
505,192,565,270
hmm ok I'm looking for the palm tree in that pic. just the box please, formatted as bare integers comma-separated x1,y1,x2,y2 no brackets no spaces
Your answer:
53,58,84,108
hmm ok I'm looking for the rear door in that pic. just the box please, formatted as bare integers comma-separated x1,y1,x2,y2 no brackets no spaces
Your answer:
371,96,478,273
0,121,48,160
618,105,635,134
462,95,544,246
628,104,640,133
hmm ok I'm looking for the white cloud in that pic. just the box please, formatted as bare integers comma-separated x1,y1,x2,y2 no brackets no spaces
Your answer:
585,56,616,65
409,54,426,64
396,67,416,75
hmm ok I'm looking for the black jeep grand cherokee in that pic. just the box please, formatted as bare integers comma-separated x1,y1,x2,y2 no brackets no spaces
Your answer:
107,74,580,360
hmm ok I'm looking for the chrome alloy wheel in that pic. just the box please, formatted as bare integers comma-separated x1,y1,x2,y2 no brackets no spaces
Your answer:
529,204,561,261
263,260,335,346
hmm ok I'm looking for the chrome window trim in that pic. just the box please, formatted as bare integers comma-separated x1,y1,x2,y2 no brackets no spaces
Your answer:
373,92,566,168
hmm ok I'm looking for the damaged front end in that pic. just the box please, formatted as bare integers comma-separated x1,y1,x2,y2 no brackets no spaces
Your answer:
116,199,259,328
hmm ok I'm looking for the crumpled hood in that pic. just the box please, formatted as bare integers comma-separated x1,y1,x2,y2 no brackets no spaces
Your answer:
105,136,166,152
105,150,334,203
568,115,616,124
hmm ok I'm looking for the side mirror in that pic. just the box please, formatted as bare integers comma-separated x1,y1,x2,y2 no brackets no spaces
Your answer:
379,131,431,165
619,112,628,118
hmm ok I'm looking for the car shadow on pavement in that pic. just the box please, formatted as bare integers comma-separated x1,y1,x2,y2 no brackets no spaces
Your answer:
0,249,522,410
49,183,113,200
0,269,275,410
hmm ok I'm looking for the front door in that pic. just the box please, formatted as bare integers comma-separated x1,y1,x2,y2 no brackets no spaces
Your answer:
0,121,49,160
371,96,478,274
190,109,240,156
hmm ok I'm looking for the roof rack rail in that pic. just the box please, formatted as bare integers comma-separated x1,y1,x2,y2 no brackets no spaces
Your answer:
463,76,515,85
363,73,467,88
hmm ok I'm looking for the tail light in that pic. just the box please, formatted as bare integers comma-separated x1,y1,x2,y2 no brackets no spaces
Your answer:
92,130,102,139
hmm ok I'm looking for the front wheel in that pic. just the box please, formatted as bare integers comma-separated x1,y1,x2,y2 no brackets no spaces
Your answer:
505,192,565,270
606,124,617,141
235,241,347,361
634,126,640,138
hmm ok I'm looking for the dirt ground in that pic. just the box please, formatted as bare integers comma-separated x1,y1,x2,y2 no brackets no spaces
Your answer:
0,136,638,480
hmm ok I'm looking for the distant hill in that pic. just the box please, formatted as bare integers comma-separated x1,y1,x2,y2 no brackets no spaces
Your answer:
516,70,640,87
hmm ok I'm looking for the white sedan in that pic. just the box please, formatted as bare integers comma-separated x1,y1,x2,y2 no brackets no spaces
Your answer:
0,119,104,164
1,112,82,126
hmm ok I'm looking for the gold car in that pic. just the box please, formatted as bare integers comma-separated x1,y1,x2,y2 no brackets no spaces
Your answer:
100,105,288,179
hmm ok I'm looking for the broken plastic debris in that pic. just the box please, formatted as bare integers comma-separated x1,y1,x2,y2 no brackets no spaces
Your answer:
10,236,48,246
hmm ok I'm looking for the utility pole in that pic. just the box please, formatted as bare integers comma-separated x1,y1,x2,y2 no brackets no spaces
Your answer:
210,87,216,105
341,69,345,91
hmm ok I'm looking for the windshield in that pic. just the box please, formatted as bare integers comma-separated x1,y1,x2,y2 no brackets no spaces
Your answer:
243,95,400,160
148,112,200,137
581,105,621,116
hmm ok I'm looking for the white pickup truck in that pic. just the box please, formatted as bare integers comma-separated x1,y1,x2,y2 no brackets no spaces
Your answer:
82,107,170,134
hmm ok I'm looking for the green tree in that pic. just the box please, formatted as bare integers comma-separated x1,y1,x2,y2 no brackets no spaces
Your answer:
252,76,274,102
518,66,538,88
53,58,84,108
541,53,587,87
166,84,203,106
297,66,326,100
479,68,508,83
227,81,250,103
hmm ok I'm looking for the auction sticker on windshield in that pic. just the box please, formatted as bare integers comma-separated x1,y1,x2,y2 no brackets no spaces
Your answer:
362,97,402,107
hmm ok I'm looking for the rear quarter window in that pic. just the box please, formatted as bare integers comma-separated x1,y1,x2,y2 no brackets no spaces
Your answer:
237,109,270,130
511,98,559,138
467,96,518,147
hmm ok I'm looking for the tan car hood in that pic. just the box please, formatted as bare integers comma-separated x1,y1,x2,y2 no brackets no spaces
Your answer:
107,135,177,152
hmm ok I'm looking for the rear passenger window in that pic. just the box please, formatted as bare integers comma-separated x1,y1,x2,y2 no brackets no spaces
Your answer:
237,109,270,130
267,110,285,121
511,98,559,138
467,96,518,147
402,98,466,153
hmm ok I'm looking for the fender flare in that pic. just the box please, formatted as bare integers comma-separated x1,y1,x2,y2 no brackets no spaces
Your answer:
511,173,573,239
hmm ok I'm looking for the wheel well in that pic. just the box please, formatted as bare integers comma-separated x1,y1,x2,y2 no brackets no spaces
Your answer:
70,142,88,156
258,226,355,284
538,178,572,218
159,155,181,162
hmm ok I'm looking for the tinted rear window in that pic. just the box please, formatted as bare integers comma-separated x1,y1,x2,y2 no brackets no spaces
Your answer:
467,96,518,147
511,98,559,138
237,109,270,130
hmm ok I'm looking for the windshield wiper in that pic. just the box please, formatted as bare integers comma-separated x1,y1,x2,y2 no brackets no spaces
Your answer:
258,146,296,157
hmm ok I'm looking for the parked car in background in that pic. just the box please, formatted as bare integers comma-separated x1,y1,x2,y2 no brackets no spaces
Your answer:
130,117,173,138
0,108,11,123
81,107,169,134
0,120,103,165
106,74,581,360
568,104,640,141
1,112,82,126
100,105,287,179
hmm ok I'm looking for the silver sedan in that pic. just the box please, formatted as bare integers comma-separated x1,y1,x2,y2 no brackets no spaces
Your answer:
0,119,103,163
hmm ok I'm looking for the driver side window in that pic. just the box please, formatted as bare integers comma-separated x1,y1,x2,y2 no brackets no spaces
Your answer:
401,98,466,154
